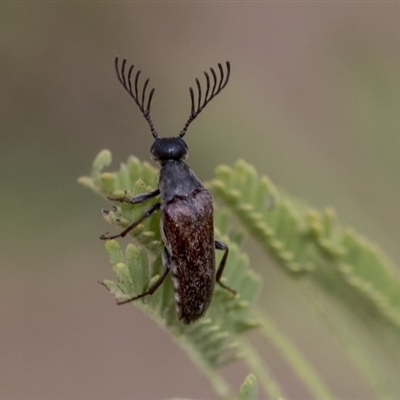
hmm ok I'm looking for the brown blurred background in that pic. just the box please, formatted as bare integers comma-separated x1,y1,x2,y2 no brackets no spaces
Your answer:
2,3,400,399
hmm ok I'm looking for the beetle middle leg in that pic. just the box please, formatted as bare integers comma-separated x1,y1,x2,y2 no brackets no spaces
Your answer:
215,240,236,295
100,202,160,240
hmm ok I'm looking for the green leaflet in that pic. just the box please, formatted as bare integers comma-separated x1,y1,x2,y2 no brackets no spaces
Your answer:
238,374,258,400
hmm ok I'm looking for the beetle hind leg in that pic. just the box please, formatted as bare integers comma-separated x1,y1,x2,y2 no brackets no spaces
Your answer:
114,248,171,305
215,240,236,295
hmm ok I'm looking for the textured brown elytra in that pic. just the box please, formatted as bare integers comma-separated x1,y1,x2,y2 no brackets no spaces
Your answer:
163,187,215,322
100,57,235,323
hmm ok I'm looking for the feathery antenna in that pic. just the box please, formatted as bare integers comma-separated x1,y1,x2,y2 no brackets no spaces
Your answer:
115,56,158,139
180,61,231,138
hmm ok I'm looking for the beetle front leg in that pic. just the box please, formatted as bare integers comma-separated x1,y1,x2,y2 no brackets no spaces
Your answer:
215,240,236,295
108,188,160,205
100,202,161,240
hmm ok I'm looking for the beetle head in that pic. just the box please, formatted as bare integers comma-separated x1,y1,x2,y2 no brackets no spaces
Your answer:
150,137,188,162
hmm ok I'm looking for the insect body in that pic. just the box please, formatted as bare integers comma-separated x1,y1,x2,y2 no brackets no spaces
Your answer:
101,57,235,323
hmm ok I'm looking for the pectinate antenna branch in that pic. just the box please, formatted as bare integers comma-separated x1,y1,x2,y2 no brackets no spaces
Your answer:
180,61,231,138
115,56,158,139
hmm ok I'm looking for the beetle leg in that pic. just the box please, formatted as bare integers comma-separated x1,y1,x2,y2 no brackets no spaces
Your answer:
116,265,170,305
100,202,161,240
215,240,236,295
108,188,160,204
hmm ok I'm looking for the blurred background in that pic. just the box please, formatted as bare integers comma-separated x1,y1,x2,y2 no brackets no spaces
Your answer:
2,3,400,399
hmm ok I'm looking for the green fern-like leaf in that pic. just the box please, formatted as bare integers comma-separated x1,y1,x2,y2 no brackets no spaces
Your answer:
80,150,263,398
211,159,400,398
80,151,400,399
211,160,400,335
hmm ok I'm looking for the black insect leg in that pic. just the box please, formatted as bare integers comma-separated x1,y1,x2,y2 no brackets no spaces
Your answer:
100,202,161,240
115,247,171,305
108,188,160,205
215,240,236,295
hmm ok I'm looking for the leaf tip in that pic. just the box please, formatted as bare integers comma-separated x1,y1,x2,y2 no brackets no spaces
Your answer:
238,373,258,400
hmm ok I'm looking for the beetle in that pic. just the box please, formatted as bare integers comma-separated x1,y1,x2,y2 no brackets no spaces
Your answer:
100,57,235,324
